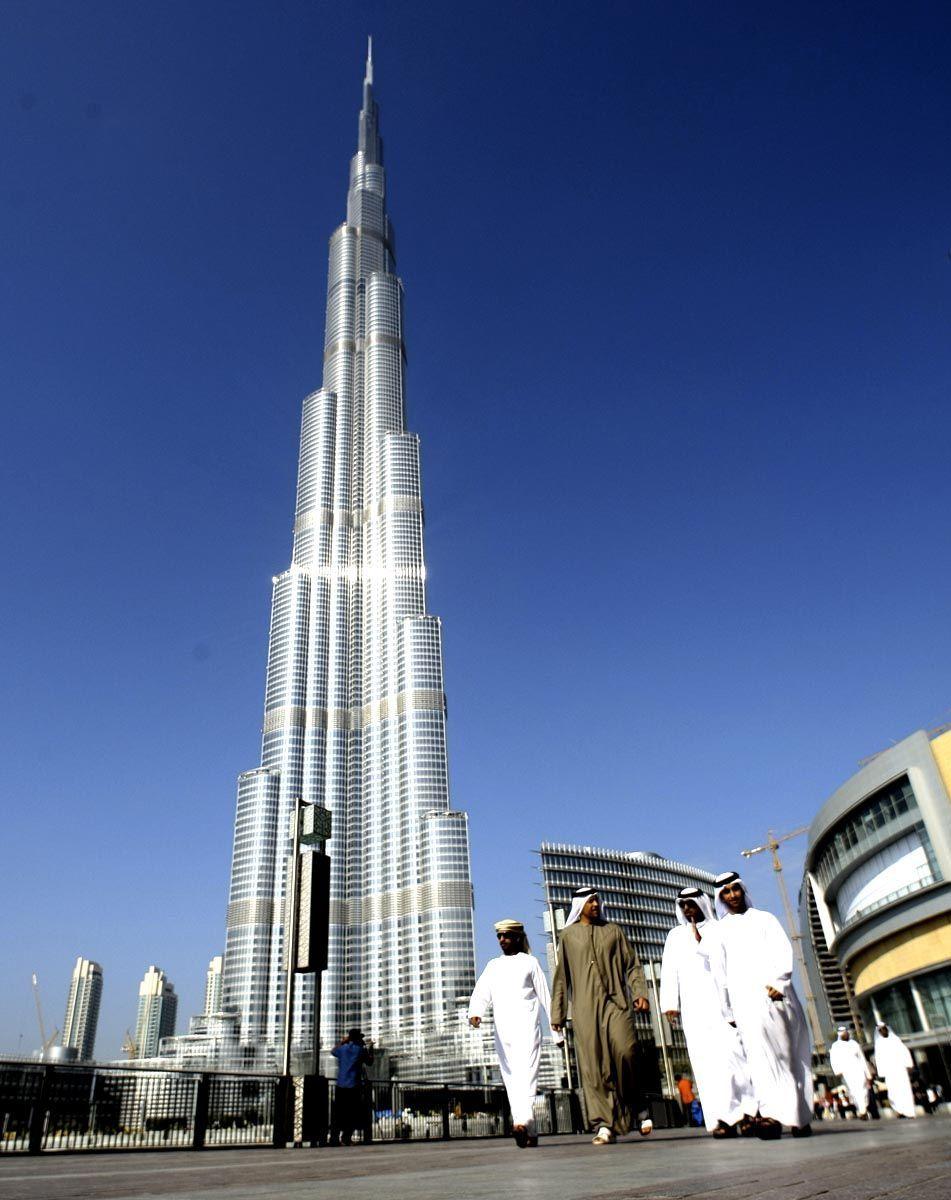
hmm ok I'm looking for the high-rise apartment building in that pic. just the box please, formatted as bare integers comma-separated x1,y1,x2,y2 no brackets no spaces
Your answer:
61,956,103,1062
134,965,178,1059
204,955,223,1015
221,44,476,1073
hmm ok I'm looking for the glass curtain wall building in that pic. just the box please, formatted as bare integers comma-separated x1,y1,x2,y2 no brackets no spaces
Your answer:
538,843,718,1084
221,44,476,1074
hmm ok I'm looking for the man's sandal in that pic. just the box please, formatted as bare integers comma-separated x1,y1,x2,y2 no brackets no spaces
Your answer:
591,1126,616,1145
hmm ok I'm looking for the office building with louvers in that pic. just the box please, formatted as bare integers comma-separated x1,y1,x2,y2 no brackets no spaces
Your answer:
220,44,476,1074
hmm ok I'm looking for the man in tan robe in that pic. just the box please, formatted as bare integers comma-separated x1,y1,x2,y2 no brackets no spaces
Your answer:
551,886,651,1144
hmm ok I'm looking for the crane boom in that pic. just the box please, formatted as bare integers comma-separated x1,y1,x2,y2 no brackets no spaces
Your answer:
31,973,48,1047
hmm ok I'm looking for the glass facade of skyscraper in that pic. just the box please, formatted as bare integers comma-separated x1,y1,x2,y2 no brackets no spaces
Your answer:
220,45,476,1074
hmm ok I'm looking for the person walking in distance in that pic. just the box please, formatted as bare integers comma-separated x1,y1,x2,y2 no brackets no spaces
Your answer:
550,886,652,1145
874,1024,917,1119
829,1027,874,1120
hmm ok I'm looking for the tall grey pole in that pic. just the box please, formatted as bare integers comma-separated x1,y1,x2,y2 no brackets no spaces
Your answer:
646,961,675,1097
546,897,574,1089
545,897,576,1094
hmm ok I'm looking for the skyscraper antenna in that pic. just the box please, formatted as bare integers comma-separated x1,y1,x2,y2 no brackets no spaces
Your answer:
365,36,373,86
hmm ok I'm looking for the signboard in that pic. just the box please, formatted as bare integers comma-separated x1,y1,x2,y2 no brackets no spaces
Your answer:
296,850,330,973
300,804,332,846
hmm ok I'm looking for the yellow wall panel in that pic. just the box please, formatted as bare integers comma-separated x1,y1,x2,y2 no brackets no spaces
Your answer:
851,915,951,995
930,729,951,801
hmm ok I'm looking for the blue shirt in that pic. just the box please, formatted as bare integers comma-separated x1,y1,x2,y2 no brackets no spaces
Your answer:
332,1041,367,1088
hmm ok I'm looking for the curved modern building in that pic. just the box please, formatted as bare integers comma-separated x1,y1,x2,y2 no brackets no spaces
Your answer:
801,727,951,1089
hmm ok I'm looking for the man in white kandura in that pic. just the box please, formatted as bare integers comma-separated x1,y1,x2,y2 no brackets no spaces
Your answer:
829,1027,873,1119
710,871,813,1139
469,918,561,1148
874,1024,916,1119
660,886,756,1138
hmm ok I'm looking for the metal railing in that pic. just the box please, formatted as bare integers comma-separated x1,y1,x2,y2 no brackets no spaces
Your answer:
0,1062,280,1153
0,1059,584,1154
328,1079,581,1143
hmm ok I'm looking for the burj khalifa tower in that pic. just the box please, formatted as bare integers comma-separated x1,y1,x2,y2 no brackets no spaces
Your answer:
220,43,477,1073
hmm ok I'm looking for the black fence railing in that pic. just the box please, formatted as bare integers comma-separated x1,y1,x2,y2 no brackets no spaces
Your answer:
327,1079,583,1143
0,1060,587,1154
0,1062,281,1153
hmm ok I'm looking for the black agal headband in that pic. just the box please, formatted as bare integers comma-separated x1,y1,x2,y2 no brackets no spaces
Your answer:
713,871,741,890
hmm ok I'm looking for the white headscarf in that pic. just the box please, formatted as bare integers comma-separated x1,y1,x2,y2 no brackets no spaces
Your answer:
873,1023,902,1056
565,886,606,927
713,870,754,918
674,886,715,926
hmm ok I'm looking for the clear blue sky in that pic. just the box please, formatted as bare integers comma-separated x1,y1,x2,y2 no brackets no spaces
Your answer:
2,0,950,1058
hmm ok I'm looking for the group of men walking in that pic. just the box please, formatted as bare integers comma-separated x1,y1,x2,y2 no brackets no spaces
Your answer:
469,871,817,1146
828,1023,919,1120
334,871,926,1150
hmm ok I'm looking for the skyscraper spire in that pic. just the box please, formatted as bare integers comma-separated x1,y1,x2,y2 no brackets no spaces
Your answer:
359,36,381,165
221,51,476,1076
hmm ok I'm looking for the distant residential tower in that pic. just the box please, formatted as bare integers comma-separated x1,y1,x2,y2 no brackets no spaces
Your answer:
134,965,178,1059
61,956,103,1062
204,955,223,1015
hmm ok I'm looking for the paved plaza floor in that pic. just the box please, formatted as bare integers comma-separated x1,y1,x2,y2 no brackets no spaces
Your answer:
1,1116,949,1200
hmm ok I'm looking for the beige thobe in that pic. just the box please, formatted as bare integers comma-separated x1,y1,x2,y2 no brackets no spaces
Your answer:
550,921,648,1133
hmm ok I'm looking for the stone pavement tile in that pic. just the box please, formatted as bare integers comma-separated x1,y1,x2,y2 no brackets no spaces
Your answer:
582,1124,951,1200
0,1116,947,1200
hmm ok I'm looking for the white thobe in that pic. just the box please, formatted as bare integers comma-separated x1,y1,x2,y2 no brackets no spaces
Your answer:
712,908,813,1128
874,1032,916,1118
829,1038,871,1115
660,921,755,1130
468,953,554,1129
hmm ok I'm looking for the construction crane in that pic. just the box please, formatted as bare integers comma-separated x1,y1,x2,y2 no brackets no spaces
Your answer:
122,1029,138,1059
740,827,827,1057
31,973,60,1058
